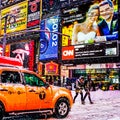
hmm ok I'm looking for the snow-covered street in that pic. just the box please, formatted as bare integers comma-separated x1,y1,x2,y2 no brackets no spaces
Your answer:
3,90,120,120
64,89,120,120
48,89,120,120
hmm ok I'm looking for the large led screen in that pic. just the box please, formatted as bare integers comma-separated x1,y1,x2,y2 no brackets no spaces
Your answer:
27,0,41,29
39,16,59,60
61,0,118,60
10,41,35,71
1,1,28,35
0,0,24,8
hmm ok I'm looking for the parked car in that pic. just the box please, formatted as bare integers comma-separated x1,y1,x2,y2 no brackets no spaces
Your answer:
0,57,73,119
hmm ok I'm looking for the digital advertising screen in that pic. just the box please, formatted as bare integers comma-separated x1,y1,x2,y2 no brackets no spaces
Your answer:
27,0,41,29
0,45,10,56
10,41,35,71
1,1,28,35
0,0,23,8
0,14,1,36
61,0,119,60
42,0,59,14
39,16,59,60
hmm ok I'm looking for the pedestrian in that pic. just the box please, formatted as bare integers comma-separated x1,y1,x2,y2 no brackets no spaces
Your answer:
73,76,85,104
83,74,94,104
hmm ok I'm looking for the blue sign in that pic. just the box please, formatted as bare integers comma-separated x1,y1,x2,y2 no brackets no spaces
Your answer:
39,16,59,60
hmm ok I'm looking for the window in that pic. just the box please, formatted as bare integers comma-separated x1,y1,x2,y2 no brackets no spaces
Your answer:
1,71,21,83
23,73,45,87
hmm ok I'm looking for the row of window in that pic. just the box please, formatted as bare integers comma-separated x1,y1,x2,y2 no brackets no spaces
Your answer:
0,71,45,87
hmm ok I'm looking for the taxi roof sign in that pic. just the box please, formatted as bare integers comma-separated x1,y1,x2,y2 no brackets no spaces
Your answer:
0,56,23,67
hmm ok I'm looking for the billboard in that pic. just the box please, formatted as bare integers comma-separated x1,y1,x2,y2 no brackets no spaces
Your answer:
62,41,119,60
27,0,41,29
59,0,92,8
0,0,24,8
10,41,35,71
45,61,58,75
0,14,1,36
0,45,10,56
42,0,59,14
1,1,28,35
39,16,59,60
61,0,118,60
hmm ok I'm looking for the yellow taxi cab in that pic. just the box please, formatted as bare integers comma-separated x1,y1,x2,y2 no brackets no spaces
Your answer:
0,56,73,119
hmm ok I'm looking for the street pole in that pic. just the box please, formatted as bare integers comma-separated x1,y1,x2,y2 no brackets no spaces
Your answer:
2,15,7,56
2,14,16,56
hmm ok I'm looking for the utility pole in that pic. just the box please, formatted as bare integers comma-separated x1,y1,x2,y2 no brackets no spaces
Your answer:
1,14,16,56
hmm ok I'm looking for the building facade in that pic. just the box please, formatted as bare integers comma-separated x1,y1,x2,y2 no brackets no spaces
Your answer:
0,0,120,89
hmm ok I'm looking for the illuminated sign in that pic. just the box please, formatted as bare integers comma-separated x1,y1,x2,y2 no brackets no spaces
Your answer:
0,45,10,56
0,14,1,36
61,0,119,61
62,0,118,46
42,0,59,13
1,1,27,34
10,41,34,71
39,16,59,60
62,46,74,60
62,41,119,60
1,0,24,8
27,0,41,29
59,0,92,8
45,61,58,75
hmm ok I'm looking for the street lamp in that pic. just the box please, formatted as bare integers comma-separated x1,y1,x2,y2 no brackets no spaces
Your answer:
1,14,16,56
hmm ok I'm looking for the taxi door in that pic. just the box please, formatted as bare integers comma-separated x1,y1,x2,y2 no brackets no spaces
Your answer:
23,72,40,110
37,84,53,109
0,70,26,111
23,72,53,110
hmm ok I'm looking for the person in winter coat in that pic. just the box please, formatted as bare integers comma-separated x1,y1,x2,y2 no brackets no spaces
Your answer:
73,76,85,104
83,74,94,104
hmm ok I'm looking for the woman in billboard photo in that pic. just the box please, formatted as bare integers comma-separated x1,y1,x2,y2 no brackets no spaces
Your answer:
72,4,100,45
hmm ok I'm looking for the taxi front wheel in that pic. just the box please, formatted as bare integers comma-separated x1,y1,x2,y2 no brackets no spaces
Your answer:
0,102,4,120
54,98,70,118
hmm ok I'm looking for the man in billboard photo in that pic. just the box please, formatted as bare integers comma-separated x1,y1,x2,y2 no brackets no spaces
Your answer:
97,0,118,41
72,4,100,45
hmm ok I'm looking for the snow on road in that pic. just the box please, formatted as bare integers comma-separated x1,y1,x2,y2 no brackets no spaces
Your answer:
49,90,120,120
66,90,120,120
3,90,120,120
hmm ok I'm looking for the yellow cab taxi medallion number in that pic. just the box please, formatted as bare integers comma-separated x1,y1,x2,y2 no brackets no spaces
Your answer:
39,91,46,100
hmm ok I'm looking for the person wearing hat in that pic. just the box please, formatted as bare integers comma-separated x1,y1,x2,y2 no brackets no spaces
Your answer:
73,76,85,104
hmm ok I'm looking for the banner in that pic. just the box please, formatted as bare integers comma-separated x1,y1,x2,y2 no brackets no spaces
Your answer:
62,41,119,60
1,0,24,8
39,16,59,60
45,61,58,75
0,14,1,36
10,40,34,71
0,45,10,56
27,0,41,29
61,0,118,61
1,1,28,35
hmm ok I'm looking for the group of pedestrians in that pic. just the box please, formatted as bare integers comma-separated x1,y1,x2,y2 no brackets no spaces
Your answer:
73,74,95,104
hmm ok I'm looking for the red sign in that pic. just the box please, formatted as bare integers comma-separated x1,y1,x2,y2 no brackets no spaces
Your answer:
45,61,58,75
0,56,23,67
0,45,10,56
62,46,74,60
